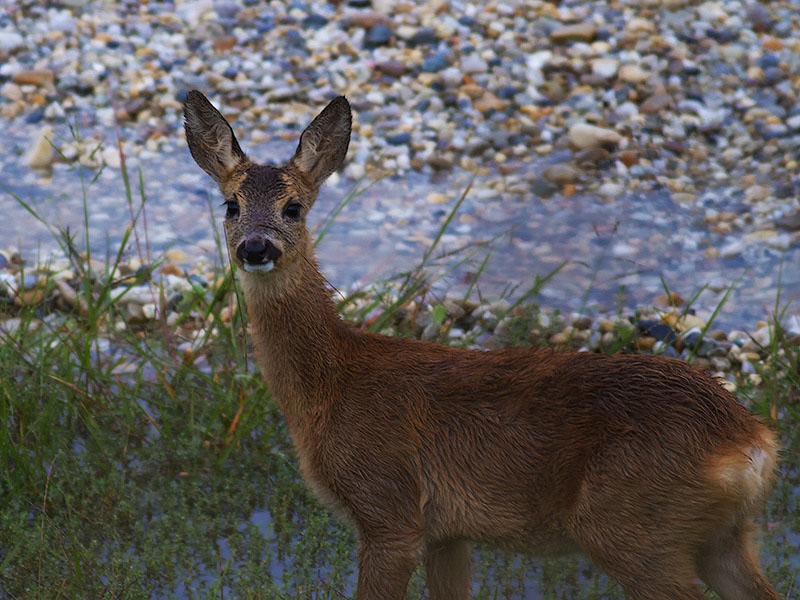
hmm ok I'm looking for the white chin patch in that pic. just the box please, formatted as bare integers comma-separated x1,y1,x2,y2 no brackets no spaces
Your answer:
242,261,275,273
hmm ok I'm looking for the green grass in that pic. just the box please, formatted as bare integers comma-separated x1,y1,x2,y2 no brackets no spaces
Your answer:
1,152,798,599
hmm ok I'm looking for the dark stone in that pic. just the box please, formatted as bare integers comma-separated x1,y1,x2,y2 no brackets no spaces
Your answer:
762,67,785,85
466,139,491,156
386,132,412,145
595,28,612,41
348,0,371,6
530,179,558,199
302,13,328,29
257,15,274,33
661,346,680,358
421,52,448,72
683,331,718,357
364,24,393,47
683,64,702,76
406,27,438,47
285,28,306,48
166,293,183,312
747,3,772,32
58,74,94,96
705,28,738,43
777,211,800,231
759,54,780,70
638,320,677,344
415,98,431,112
497,85,516,100
106,40,121,49
25,108,45,124
458,16,477,27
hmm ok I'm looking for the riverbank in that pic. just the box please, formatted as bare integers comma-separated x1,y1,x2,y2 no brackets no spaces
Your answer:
1,0,799,331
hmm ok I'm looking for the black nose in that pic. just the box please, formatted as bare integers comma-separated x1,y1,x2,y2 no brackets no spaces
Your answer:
236,239,282,264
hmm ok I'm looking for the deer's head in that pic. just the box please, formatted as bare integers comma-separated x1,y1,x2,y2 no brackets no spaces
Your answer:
183,90,351,277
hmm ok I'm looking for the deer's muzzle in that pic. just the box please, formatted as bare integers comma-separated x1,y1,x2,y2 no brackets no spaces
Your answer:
236,237,282,273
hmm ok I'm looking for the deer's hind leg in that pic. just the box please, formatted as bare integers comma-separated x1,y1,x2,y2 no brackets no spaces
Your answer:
578,537,707,600
696,520,782,600
424,539,473,600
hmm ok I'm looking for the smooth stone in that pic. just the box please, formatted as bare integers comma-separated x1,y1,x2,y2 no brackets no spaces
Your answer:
568,123,623,149
364,24,393,47
374,60,407,77
0,31,24,51
549,23,597,43
618,64,651,84
461,55,488,74
541,163,581,185
591,58,619,79
421,52,448,72
12,69,55,87
640,93,673,114
597,182,624,197
387,132,411,145
24,126,55,170
406,27,439,47
574,147,611,166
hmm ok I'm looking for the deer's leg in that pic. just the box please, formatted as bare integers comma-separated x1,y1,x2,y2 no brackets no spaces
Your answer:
568,485,708,599
424,539,473,600
582,543,707,600
354,533,422,600
697,521,782,600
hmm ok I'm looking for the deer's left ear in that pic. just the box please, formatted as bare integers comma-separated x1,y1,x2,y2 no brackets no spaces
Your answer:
184,90,248,185
290,96,351,188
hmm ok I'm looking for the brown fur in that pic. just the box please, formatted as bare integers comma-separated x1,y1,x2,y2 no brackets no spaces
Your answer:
183,90,782,600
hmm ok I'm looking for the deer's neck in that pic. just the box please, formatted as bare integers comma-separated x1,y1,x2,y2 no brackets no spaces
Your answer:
239,257,348,423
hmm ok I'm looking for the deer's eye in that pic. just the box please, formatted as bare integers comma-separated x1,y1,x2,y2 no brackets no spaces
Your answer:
283,202,302,220
223,200,239,219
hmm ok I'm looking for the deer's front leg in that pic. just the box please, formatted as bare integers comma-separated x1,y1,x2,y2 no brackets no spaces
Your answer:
424,539,473,600
355,533,422,600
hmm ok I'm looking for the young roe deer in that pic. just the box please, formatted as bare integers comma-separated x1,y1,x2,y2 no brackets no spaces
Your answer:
183,90,782,600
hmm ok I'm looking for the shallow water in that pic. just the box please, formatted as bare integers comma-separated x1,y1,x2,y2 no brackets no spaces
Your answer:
3,121,799,332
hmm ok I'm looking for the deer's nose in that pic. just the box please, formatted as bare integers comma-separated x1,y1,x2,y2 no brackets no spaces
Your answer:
236,238,282,265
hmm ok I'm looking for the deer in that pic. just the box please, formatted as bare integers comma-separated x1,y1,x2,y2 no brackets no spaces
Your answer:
183,89,782,600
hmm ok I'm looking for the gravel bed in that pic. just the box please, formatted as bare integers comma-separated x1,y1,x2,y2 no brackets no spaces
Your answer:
1,0,798,330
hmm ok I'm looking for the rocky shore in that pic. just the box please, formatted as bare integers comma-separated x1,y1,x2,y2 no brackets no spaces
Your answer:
1,0,799,342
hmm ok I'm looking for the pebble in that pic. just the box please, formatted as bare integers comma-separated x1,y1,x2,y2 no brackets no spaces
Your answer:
640,93,673,114
568,123,623,149
24,126,55,170
591,58,619,79
12,70,55,87
550,23,597,43
541,163,581,186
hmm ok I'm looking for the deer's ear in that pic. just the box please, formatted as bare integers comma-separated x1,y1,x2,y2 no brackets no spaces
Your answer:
290,96,351,188
183,90,248,184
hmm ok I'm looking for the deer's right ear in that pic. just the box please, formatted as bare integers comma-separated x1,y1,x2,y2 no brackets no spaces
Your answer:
183,90,248,185
290,96,352,188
